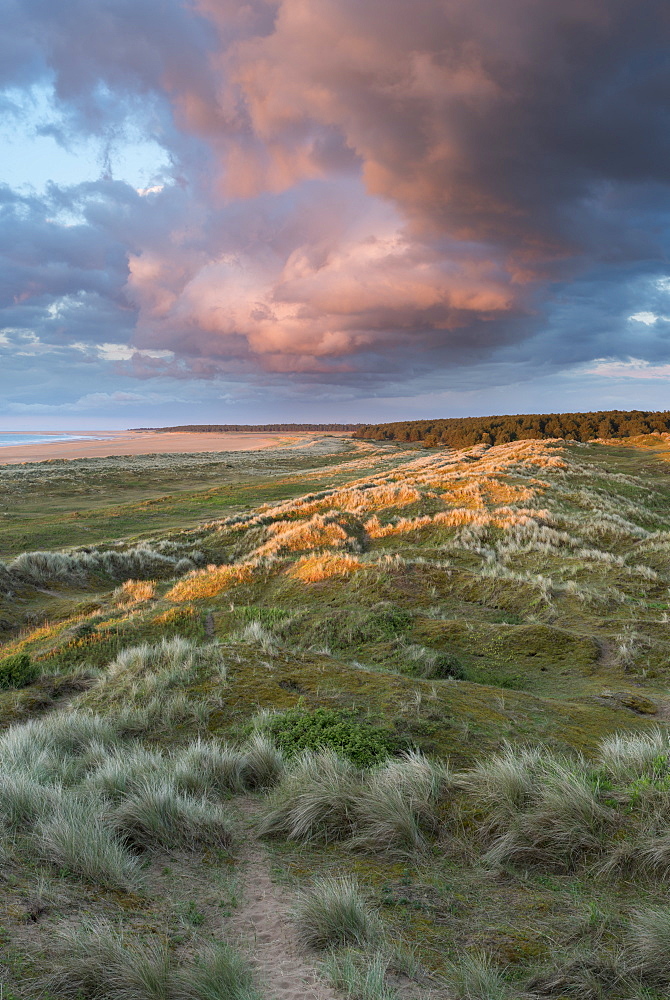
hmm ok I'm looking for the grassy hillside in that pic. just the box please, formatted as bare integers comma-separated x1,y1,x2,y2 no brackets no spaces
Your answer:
3,433,670,997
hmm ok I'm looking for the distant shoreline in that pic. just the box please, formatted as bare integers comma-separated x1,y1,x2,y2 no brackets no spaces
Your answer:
0,429,342,465
129,423,362,432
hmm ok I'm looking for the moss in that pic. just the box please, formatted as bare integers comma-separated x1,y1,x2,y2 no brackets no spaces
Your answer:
611,692,658,715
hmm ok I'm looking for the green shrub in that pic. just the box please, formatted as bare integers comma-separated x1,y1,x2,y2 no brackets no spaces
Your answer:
0,652,38,689
367,606,413,637
263,708,397,767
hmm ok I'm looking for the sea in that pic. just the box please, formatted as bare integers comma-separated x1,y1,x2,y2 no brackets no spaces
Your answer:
0,433,111,447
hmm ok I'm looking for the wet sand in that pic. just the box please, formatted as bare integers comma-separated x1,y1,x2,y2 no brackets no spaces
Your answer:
0,430,325,464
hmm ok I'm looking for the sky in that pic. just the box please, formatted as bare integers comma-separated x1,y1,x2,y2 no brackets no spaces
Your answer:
1,0,670,429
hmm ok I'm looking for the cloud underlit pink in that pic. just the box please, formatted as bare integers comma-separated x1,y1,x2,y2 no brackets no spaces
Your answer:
1,0,670,399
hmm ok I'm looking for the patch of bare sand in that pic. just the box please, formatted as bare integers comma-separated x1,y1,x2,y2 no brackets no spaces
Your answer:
0,431,347,465
232,803,339,1000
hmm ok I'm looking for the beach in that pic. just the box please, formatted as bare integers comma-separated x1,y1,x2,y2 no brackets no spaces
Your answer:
0,430,329,464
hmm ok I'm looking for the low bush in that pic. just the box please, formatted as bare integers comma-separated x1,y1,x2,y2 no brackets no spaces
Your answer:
261,707,398,767
400,645,466,680
367,605,413,637
294,875,382,949
0,652,38,689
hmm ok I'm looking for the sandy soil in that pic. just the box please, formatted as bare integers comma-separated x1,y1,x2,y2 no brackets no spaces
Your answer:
0,430,331,464
232,846,339,1000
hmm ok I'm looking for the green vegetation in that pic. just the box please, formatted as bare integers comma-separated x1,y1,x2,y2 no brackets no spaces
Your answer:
259,707,399,766
354,407,670,447
38,922,261,1000
294,875,382,949
4,430,670,997
0,652,37,689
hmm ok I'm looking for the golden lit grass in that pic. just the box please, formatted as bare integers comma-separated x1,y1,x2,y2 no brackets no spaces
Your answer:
255,515,349,556
113,579,156,606
151,604,197,625
165,562,255,601
287,552,364,583
333,483,421,513
365,506,550,539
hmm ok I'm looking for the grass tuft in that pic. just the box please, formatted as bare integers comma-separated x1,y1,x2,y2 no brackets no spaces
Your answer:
294,875,382,950
323,950,399,1000
36,796,145,891
110,779,234,852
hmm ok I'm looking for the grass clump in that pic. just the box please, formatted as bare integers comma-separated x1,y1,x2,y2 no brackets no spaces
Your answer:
629,905,670,983
110,780,234,852
36,919,171,998
353,751,448,854
37,796,145,892
294,875,382,950
400,645,466,680
260,749,444,852
0,651,38,689
324,950,400,1000
171,941,262,1000
106,636,224,686
37,920,261,1000
260,750,362,843
260,707,398,767
440,951,516,999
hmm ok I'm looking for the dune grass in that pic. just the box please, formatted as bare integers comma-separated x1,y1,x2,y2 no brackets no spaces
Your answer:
6,436,670,997
37,920,262,1000
293,875,382,949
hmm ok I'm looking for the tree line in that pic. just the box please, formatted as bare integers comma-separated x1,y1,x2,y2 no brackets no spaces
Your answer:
353,410,670,447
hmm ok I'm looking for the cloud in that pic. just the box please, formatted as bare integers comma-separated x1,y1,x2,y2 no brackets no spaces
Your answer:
0,0,670,416
585,358,670,381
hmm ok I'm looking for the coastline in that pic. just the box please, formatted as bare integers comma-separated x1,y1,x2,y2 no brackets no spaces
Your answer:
0,430,329,465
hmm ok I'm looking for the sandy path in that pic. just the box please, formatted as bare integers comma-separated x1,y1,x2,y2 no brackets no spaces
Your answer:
231,807,338,1000
0,431,333,464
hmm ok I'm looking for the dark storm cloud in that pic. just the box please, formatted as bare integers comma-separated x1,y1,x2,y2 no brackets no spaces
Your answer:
0,0,669,399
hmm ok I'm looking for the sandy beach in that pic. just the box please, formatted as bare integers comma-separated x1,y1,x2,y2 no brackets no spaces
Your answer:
0,430,327,465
